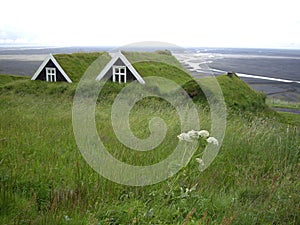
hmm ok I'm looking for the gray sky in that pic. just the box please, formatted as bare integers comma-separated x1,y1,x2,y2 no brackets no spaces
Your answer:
1,0,300,48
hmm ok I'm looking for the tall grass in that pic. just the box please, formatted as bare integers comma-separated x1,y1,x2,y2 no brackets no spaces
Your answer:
0,68,299,224
0,85,299,224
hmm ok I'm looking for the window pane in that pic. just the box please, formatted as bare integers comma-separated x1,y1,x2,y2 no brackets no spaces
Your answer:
113,67,126,83
114,74,119,82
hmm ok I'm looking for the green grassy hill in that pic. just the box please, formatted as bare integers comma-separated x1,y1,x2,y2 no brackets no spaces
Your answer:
0,58,269,114
215,74,268,112
123,50,184,70
0,74,28,86
54,52,109,83
0,53,299,224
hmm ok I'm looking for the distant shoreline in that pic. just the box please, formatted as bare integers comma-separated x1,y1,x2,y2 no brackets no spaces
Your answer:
0,46,299,103
174,49,300,103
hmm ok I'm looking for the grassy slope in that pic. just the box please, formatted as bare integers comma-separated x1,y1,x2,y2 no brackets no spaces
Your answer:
0,57,299,224
0,74,29,85
54,52,109,83
123,50,185,71
216,74,268,112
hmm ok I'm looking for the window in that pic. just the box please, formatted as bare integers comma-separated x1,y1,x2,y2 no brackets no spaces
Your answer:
46,67,56,82
113,66,126,83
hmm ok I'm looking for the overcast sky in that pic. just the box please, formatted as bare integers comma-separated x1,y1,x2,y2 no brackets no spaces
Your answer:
0,0,299,48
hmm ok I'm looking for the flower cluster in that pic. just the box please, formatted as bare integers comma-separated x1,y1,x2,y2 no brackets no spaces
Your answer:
206,136,219,145
177,130,219,171
177,129,218,146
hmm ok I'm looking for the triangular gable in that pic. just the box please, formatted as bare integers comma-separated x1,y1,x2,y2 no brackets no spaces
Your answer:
95,51,145,84
31,54,72,83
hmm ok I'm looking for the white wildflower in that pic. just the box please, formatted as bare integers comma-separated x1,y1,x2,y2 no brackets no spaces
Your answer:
198,130,209,138
64,215,70,221
187,130,199,139
177,133,193,142
206,137,219,145
196,158,205,172
190,183,198,192
196,158,204,167
180,183,198,198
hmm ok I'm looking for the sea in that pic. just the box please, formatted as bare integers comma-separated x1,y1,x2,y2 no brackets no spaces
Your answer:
0,46,299,102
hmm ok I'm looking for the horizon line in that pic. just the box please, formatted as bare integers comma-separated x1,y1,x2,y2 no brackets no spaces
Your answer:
0,43,300,51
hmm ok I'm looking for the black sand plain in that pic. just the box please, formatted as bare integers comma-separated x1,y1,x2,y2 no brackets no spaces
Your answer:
0,46,299,103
